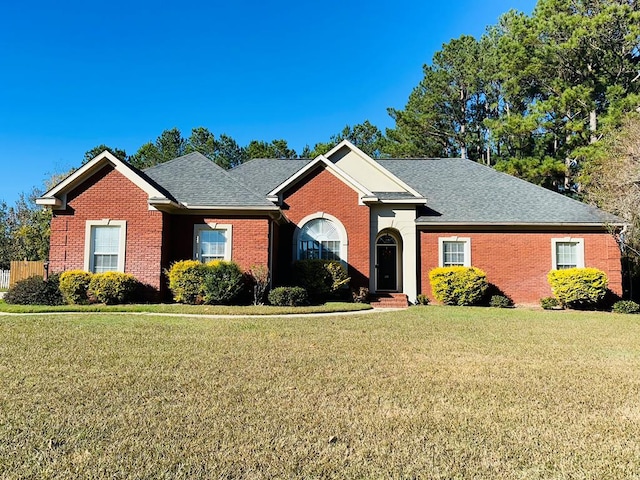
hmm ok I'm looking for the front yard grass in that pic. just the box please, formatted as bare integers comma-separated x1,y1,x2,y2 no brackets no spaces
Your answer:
0,301,371,315
1,306,639,478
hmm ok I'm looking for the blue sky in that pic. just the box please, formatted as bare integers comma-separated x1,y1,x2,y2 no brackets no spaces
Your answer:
0,0,537,205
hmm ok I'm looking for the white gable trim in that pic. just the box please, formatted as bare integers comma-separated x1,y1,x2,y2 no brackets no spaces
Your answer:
324,140,425,199
36,151,169,210
267,155,375,202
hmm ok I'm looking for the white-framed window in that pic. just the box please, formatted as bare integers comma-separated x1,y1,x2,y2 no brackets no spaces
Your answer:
295,213,348,263
84,220,127,273
194,223,232,262
438,237,471,267
552,238,584,269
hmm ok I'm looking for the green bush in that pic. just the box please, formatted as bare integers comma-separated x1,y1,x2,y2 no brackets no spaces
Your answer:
201,261,245,305
59,270,94,304
293,260,350,302
613,300,640,314
416,294,430,306
547,268,608,309
490,295,512,308
88,271,139,304
540,297,560,310
4,274,65,305
268,286,308,307
429,267,488,306
167,260,207,304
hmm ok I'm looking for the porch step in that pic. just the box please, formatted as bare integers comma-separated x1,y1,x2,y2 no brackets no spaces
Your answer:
369,293,409,309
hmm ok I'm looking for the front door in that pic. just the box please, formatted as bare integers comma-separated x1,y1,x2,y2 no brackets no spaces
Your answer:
376,234,397,291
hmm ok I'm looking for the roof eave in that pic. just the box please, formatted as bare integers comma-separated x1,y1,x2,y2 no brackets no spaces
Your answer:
35,197,63,208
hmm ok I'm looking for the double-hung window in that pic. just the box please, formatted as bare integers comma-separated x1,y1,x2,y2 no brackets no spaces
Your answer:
85,220,127,273
194,224,232,262
439,237,471,267
552,238,584,269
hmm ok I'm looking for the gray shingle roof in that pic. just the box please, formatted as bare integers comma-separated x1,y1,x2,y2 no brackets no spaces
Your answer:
379,158,622,225
141,152,620,225
228,158,313,196
143,152,273,207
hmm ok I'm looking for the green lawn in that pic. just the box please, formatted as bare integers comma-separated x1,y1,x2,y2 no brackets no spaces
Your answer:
0,301,371,315
1,306,639,479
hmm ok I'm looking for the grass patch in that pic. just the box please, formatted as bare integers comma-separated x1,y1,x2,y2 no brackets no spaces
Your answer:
1,306,640,478
0,301,371,315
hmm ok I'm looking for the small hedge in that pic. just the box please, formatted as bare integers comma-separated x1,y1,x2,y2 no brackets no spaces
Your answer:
547,268,608,309
201,261,245,305
268,286,308,306
167,260,207,304
59,270,93,305
540,297,560,310
490,295,512,308
429,266,488,306
88,271,139,304
613,300,640,314
4,274,65,305
167,260,246,305
293,260,350,302
416,294,430,306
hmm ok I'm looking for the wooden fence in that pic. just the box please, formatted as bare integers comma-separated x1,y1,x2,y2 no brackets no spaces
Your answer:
0,270,9,290
9,260,45,287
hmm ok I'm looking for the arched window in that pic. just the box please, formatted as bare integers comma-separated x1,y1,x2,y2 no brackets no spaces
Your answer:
298,217,342,261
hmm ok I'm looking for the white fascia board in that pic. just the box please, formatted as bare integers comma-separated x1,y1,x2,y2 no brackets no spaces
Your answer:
39,151,169,208
35,197,62,207
324,140,425,199
267,155,374,199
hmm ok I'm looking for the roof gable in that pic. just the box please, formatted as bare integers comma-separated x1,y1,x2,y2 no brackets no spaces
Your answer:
36,151,170,209
266,155,376,203
265,141,426,205
324,140,425,200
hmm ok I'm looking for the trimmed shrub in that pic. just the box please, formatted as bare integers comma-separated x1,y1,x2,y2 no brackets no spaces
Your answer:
268,286,308,307
167,260,207,304
416,294,430,306
201,261,245,305
88,271,139,304
59,270,93,305
490,295,512,308
540,297,560,310
547,268,608,309
429,267,488,306
4,274,65,305
613,300,640,314
293,260,350,302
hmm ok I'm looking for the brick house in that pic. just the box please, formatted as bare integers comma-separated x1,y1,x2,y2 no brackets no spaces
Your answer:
36,140,623,304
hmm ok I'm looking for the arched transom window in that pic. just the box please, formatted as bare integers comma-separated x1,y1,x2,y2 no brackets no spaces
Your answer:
298,218,342,261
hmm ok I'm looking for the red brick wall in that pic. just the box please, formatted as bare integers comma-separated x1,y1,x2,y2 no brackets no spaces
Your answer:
165,215,270,272
49,165,164,292
281,166,370,286
419,230,622,304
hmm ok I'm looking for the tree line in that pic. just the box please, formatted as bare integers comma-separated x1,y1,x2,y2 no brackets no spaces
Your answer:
1,0,639,269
